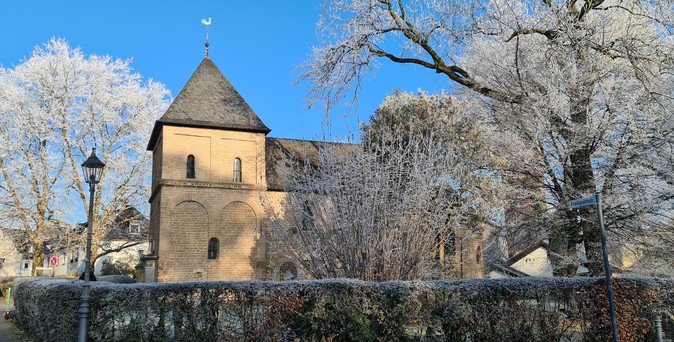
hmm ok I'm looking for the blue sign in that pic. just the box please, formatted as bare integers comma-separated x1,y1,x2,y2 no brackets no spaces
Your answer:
569,196,597,209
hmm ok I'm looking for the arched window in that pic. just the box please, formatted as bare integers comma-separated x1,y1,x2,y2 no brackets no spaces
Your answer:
301,201,314,231
279,261,297,281
233,158,242,183
434,231,455,265
186,155,195,179
208,238,219,259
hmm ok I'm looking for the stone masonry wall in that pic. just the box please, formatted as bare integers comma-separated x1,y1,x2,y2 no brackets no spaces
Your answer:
156,186,269,282
165,200,208,282
153,125,275,282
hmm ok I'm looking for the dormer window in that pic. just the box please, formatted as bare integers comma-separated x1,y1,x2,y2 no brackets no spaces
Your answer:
129,221,140,236
233,158,242,183
187,155,195,179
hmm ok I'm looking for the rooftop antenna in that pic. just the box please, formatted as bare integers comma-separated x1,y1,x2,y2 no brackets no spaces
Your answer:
201,17,212,58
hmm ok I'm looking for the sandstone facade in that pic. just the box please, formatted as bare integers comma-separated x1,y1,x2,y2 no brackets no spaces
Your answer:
146,57,484,282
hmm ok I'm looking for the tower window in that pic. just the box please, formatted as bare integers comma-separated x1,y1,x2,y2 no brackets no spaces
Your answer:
187,155,195,179
208,238,219,259
233,158,242,183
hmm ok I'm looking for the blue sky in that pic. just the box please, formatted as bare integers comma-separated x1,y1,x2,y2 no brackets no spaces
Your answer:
1,1,447,141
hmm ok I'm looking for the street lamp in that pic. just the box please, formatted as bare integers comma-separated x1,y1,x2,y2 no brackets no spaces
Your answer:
77,147,105,342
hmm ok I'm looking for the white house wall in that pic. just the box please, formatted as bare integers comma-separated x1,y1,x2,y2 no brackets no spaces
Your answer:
93,241,149,276
0,232,32,279
510,247,554,277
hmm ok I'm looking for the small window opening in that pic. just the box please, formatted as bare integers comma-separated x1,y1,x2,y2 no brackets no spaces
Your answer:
301,201,314,231
187,155,195,179
233,158,242,182
208,238,219,259
476,246,482,264
129,221,140,235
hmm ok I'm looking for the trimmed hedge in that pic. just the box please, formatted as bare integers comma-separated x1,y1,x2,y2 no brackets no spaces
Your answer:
12,277,674,341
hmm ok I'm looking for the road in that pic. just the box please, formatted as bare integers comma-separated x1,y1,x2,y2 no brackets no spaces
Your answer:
0,303,21,342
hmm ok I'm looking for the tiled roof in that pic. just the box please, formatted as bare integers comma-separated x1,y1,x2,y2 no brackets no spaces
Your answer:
265,137,322,191
265,137,357,191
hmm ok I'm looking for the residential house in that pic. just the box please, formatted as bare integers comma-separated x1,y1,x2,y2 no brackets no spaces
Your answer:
0,229,34,280
488,240,626,278
92,205,149,277
41,206,149,278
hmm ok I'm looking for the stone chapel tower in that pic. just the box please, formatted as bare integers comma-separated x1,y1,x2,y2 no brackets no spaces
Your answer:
146,56,271,282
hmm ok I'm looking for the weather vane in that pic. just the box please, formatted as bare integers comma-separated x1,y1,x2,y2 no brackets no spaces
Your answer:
201,17,212,57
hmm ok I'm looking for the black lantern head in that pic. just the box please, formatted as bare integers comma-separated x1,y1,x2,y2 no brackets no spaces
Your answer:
81,147,105,184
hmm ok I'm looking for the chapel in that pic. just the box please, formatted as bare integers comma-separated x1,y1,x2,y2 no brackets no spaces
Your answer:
142,53,485,282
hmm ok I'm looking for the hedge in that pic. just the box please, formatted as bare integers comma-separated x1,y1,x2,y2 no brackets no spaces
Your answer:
12,277,674,341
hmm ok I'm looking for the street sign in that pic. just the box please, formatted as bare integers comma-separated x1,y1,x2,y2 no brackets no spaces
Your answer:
569,196,597,209
49,256,58,267
568,193,619,341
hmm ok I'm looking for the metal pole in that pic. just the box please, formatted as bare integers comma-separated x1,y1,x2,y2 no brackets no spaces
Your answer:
77,180,95,342
596,193,619,342
653,316,663,342
4,287,10,319
66,232,70,276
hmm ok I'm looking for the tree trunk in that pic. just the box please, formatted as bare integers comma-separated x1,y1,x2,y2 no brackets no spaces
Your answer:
31,242,45,276
549,84,602,275
568,82,603,275
546,49,603,273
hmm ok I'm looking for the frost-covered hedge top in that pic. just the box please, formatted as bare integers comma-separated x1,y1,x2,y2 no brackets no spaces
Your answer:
17,274,674,292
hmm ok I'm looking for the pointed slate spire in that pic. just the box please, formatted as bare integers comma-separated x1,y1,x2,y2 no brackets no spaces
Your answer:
148,58,270,150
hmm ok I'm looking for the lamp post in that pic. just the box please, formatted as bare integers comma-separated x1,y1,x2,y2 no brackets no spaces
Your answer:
77,147,105,342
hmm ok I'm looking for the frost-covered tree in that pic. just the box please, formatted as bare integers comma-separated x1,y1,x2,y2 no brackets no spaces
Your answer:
0,38,169,273
362,91,476,151
365,92,544,263
265,92,502,280
301,0,674,275
0,228,17,261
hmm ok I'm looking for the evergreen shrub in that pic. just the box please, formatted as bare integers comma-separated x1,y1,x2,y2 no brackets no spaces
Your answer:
11,277,674,341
